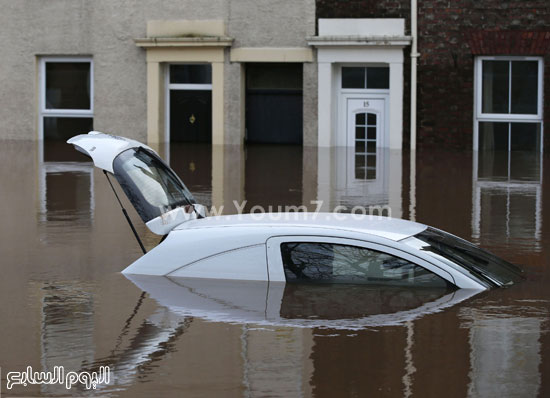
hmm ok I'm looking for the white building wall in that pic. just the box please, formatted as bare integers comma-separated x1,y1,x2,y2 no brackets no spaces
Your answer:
311,19,410,149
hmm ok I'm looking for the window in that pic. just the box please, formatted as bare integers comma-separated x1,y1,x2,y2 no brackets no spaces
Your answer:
280,242,448,287
354,112,377,180
40,58,93,143
474,58,543,246
169,64,212,85
475,57,543,152
342,66,389,89
113,148,196,223
38,58,94,223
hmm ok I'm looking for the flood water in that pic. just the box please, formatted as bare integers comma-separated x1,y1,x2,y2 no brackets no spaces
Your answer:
0,140,549,397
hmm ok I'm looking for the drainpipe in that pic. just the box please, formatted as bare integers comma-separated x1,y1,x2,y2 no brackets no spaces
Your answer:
409,0,419,221
410,0,420,150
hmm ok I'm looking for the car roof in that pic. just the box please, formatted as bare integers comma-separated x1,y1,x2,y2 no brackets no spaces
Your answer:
174,212,427,241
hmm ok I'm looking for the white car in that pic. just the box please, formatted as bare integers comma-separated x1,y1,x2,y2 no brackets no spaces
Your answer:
68,132,524,291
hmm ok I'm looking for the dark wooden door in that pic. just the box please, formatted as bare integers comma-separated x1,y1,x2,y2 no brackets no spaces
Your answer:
170,90,212,143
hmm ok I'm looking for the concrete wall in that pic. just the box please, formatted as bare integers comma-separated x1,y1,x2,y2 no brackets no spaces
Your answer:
228,0,314,48
0,0,316,144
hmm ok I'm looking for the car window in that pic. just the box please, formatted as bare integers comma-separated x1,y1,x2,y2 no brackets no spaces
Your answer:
113,148,195,222
411,227,524,286
280,242,450,287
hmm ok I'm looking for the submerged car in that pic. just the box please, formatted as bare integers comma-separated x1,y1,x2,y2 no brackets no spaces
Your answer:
68,132,524,291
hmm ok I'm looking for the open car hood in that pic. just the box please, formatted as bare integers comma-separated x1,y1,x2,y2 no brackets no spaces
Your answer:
68,131,205,235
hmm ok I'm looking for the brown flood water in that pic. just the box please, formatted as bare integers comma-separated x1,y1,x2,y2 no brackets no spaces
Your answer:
0,140,549,397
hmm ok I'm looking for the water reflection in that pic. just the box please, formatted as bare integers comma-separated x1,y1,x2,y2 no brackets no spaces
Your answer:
88,312,192,393
0,139,549,397
32,274,479,396
280,284,455,319
244,144,303,212
240,325,313,398
125,275,479,329
39,142,94,219
473,150,543,251
317,147,402,217
168,142,213,207
460,302,548,397
38,281,95,395
39,163,94,223
36,278,193,395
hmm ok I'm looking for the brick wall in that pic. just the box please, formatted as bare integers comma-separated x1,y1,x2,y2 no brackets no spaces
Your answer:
316,0,409,20
317,0,550,151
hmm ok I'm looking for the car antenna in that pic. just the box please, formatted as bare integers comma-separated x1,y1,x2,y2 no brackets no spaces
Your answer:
103,170,147,254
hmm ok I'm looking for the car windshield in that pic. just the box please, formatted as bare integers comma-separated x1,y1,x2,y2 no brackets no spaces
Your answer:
113,147,195,223
410,227,524,287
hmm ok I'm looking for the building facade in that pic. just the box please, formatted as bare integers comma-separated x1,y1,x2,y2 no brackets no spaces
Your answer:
1,0,548,152
318,0,550,152
0,0,316,148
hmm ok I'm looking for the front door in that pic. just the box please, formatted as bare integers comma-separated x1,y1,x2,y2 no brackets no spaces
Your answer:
170,90,212,143
167,64,213,143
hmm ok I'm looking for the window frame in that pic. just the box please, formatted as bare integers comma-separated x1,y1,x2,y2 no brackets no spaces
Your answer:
266,235,455,286
353,110,379,181
473,56,544,151
167,63,213,91
39,57,94,140
339,64,391,95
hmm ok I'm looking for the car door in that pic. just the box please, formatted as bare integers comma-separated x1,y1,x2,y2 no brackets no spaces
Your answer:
266,236,456,287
